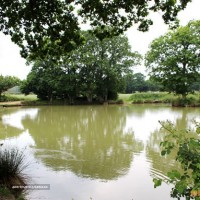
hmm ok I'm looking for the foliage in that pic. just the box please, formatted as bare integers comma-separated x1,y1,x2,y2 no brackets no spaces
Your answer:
124,73,147,93
190,76,200,91
0,147,28,187
124,73,161,93
171,96,200,107
0,0,192,59
153,121,200,200
21,60,65,102
21,33,141,103
145,20,200,100
0,186,26,200
0,75,21,100
146,79,163,92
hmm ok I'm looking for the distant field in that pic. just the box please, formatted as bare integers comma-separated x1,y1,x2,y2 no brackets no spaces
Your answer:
4,93,38,101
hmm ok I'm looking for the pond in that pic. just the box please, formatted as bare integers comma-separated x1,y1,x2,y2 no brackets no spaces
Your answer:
0,104,199,200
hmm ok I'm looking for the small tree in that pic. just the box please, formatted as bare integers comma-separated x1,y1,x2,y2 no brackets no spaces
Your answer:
0,75,20,100
145,20,200,100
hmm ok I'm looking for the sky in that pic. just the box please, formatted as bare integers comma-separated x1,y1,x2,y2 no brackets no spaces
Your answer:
0,0,199,80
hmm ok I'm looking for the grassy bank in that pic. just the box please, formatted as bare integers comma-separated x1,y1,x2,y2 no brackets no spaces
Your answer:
1,93,200,107
1,94,38,102
118,92,172,103
118,92,200,106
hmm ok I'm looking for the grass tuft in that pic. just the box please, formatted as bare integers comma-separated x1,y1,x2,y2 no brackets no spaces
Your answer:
0,148,28,188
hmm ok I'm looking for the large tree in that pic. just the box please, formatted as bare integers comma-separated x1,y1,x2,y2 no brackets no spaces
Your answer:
0,75,20,100
0,0,192,59
68,32,141,102
145,20,200,99
21,33,141,103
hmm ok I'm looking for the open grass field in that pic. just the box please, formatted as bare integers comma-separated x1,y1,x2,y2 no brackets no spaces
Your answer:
3,93,38,101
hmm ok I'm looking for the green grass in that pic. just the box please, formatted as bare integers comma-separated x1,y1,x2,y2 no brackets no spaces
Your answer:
118,94,132,103
0,147,28,200
118,92,174,103
0,187,26,200
4,94,38,101
129,92,173,103
0,148,28,187
0,187,11,196
119,92,200,106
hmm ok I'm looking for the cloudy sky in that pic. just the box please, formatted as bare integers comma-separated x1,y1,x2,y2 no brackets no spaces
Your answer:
0,0,199,80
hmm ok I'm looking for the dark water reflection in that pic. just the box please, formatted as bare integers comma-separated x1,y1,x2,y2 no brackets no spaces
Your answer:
0,105,199,200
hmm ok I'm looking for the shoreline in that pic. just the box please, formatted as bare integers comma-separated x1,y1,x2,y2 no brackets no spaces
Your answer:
1,100,200,108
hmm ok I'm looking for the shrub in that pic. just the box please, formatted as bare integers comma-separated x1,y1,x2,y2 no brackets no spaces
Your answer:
172,95,199,107
153,121,200,199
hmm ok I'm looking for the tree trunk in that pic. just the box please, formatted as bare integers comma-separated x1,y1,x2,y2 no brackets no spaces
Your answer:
87,94,93,103
48,93,53,104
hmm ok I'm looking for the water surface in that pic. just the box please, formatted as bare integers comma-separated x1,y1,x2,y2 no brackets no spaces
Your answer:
0,104,199,200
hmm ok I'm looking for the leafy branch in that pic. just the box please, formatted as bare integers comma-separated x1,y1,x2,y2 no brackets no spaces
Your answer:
153,120,200,200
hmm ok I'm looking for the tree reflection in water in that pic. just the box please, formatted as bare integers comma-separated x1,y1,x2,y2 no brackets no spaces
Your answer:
146,107,199,181
20,106,144,180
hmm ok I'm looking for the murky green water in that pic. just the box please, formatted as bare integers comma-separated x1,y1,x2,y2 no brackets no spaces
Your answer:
0,104,199,200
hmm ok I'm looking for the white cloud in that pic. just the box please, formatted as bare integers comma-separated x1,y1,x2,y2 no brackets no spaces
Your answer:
127,0,200,55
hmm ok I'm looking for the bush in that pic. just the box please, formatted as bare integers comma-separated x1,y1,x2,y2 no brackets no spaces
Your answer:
172,95,200,107
153,121,200,199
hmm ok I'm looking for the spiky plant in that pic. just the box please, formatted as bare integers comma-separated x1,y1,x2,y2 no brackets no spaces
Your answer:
0,148,28,187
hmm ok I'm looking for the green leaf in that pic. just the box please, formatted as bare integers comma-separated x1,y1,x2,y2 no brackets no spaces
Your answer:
161,150,166,156
175,182,187,194
167,170,181,180
197,164,200,170
196,127,200,135
153,178,162,188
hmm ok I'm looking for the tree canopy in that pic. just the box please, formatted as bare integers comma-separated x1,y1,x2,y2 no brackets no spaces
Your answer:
124,73,162,93
145,20,200,98
0,75,21,100
21,33,141,103
0,0,192,59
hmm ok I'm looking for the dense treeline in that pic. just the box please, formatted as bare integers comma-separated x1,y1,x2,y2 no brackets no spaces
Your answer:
124,73,161,93
2,20,200,106
21,33,141,103
124,73,200,94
